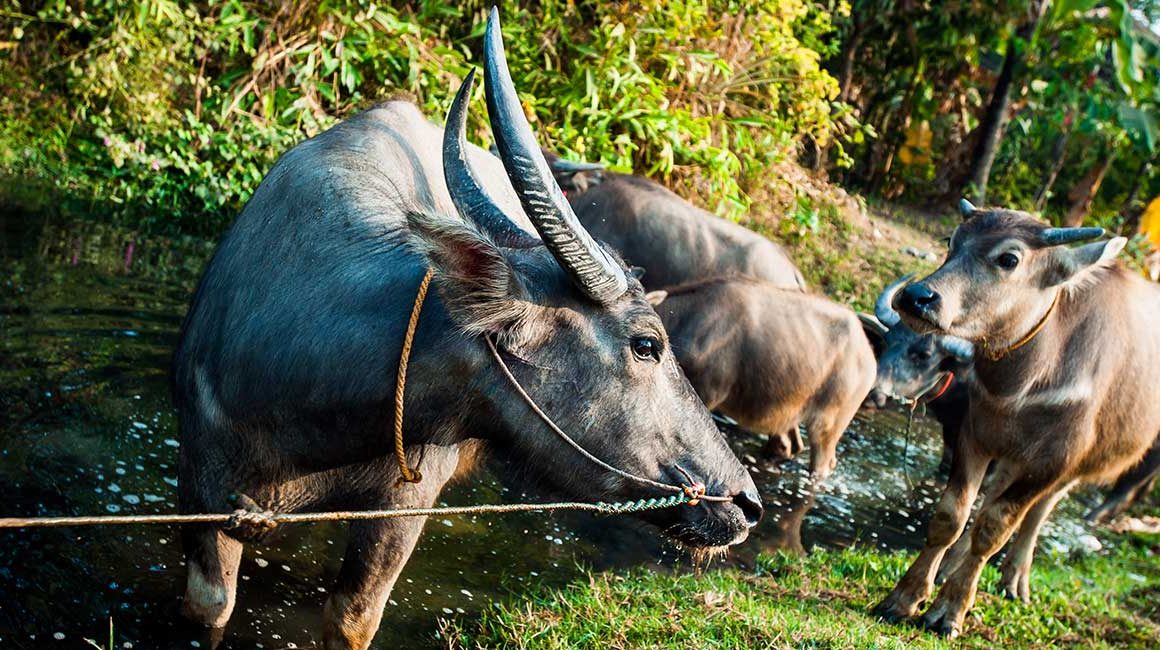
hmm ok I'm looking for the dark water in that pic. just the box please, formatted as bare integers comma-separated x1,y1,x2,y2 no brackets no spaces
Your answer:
0,210,1103,649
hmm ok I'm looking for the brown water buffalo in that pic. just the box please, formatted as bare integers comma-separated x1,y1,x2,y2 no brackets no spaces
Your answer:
549,158,807,292
647,277,876,480
866,275,1159,517
172,11,761,649
873,199,1160,638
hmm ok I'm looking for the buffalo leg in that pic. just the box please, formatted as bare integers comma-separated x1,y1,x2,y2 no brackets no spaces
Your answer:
997,481,1075,602
873,443,990,622
322,445,460,650
936,461,1018,584
178,446,249,631
921,476,1056,637
180,525,244,629
1086,439,1160,523
806,402,860,480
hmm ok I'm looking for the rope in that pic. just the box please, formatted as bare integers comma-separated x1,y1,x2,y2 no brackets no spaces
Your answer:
0,266,729,530
393,267,435,485
484,335,727,504
983,290,1059,361
0,494,696,529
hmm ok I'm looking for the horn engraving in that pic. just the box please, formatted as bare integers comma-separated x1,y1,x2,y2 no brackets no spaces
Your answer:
482,7,628,303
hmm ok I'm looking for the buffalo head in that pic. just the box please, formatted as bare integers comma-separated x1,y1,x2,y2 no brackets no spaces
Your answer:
407,9,761,548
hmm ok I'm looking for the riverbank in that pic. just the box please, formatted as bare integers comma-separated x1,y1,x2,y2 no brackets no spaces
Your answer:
443,534,1160,649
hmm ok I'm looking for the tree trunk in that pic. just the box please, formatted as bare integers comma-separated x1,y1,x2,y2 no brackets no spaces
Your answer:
964,1,1049,204
837,18,863,104
1033,112,1073,210
1063,150,1118,227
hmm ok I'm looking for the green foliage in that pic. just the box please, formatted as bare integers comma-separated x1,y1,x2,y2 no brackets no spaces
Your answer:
833,0,1160,228
0,0,842,235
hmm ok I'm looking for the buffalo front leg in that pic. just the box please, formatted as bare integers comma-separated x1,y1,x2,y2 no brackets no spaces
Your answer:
873,444,989,622
180,524,244,628
921,476,1056,638
997,481,1075,603
322,446,459,650
936,460,1017,585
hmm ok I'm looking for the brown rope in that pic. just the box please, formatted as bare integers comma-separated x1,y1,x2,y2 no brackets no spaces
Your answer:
394,267,435,485
983,290,1059,361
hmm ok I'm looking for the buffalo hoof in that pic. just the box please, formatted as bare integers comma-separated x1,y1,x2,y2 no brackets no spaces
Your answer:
920,601,963,638
998,563,1031,603
872,594,920,624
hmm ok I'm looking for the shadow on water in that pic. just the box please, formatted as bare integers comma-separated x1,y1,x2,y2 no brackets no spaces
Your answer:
0,209,1104,648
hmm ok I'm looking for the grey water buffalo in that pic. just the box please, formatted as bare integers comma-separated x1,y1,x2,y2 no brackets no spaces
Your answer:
549,157,807,291
647,277,876,479
861,274,973,467
172,11,760,649
873,200,1160,638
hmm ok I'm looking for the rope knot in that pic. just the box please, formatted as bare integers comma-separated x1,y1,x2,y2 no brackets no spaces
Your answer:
681,483,706,507
226,508,278,535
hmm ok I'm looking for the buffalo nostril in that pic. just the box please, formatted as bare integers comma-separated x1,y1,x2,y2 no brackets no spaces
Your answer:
898,283,940,315
733,489,764,527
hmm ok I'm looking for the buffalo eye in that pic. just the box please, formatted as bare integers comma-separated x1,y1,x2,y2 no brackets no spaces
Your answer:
995,252,1019,270
631,336,662,362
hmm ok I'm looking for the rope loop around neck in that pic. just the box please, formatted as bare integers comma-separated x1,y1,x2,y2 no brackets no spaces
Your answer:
983,291,1060,362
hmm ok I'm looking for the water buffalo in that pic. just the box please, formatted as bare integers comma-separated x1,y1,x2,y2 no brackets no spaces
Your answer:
860,274,973,468
865,274,1159,522
647,277,876,479
172,11,761,649
549,157,807,291
873,199,1160,638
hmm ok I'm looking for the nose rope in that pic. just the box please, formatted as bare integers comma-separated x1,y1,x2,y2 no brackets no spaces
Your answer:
483,335,727,505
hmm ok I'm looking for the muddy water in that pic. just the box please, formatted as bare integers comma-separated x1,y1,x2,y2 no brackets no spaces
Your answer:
0,212,1103,649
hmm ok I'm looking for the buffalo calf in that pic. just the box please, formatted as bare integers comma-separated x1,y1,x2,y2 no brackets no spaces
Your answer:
874,200,1160,638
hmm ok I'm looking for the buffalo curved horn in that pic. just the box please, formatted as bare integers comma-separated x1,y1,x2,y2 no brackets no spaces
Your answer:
875,273,914,328
550,158,605,174
937,335,975,363
443,68,540,249
857,312,888,338
959,198,977,219
1039,227,1105,247
483,7,628,303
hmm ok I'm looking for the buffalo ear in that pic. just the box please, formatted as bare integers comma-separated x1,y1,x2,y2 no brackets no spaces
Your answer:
645,290,668,306
406,210,532,336
1046,237,1127,286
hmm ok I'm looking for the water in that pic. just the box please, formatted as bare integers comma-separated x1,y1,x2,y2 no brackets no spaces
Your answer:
0,210,1105,649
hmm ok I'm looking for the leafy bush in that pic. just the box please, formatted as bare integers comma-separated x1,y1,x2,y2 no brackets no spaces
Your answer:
0,0,842,235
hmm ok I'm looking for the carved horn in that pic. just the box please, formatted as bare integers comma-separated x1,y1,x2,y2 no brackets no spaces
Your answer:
1039,227,1105,246
443,68,540,249
875,273,914,328
483,7,628,303
937,335,975,363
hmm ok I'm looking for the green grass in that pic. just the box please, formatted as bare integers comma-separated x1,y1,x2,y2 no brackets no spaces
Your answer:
443,535,1160,649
